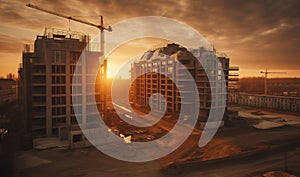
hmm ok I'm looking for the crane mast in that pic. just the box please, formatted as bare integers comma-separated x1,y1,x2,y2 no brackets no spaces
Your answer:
260,68,286,95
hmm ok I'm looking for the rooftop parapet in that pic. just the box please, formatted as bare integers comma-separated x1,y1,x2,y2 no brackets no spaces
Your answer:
43,27,90,43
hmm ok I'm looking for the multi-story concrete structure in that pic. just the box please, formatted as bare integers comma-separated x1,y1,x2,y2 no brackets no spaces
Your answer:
130,44,229,128
19,28,101,143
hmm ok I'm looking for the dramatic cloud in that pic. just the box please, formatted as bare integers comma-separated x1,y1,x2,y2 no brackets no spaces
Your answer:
0,0,299,77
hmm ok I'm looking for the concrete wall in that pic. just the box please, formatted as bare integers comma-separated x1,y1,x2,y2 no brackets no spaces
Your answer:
229,93,300,112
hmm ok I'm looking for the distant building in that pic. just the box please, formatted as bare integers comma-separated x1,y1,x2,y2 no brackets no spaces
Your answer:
0,78,17,104
229,93,300,112
238,77,300,96
19,28,101,146
130,44,230,128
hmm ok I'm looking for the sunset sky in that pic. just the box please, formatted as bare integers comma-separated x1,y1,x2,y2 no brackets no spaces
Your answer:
0,0,299,78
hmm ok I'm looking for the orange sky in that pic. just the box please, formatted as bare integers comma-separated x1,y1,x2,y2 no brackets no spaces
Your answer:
0,0,300,78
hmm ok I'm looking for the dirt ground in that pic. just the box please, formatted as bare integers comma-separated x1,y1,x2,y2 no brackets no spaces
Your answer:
16,121,300,177
16,148,163,177
15,106,300,177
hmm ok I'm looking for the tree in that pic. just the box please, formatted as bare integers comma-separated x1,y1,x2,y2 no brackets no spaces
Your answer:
6,73,16,80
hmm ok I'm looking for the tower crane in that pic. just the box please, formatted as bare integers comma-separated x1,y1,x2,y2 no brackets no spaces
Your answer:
26,4,112,117
260,68,286,95
26,4,112,56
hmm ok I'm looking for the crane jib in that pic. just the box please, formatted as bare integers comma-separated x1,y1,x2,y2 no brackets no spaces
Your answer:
26,4,106,30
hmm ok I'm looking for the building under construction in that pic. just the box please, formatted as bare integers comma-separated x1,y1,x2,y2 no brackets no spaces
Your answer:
19,28,103,146
130,44,230,128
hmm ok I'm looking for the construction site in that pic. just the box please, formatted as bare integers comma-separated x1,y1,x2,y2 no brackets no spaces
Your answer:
2,3,299,177
17,28,300,176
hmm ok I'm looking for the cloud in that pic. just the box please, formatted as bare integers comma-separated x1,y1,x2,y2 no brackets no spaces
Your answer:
0,33,30,53
0,0,299,76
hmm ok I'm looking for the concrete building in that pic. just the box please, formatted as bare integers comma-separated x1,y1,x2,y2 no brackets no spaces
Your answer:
228,93,300,112
130,44,229,128
0,79,17,104
19,28,101,145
